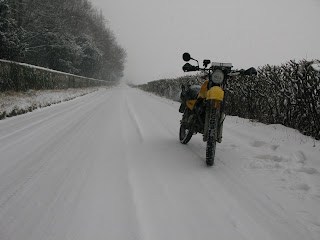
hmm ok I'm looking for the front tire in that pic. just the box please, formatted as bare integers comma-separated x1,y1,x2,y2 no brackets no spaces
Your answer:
206,107,218,166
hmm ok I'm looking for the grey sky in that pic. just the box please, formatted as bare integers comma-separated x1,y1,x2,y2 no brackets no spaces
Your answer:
90,0,320,84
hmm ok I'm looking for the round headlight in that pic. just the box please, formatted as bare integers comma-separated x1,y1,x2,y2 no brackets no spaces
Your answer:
211,70,224,84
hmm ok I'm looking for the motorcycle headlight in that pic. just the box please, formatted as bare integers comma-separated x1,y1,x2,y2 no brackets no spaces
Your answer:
211,70,224,84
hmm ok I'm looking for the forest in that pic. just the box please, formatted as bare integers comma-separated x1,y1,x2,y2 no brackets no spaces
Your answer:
0,0,126,82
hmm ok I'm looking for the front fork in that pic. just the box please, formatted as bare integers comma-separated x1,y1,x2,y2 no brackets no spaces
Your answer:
203,100,225,143
217,100,226,143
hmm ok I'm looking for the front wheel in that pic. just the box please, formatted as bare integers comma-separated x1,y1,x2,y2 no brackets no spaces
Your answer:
206,107,218,166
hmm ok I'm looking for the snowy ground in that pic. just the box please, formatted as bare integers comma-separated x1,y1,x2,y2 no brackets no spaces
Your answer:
0,87,100,119
0,84,319,240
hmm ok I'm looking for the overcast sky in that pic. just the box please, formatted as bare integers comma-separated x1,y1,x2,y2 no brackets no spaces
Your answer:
90,0,320,84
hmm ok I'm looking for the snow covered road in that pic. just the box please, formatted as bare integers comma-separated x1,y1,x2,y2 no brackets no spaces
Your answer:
0,84,319,240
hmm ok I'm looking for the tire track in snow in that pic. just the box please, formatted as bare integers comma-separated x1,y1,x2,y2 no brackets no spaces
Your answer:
0,89,108,150
124,94,144,142
120,114,145,240
128,88,208,165
0,98,104,212
0,91,112,179
0,91,112,213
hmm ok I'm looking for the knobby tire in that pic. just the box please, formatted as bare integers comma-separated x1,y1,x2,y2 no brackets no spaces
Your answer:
206,107,217,166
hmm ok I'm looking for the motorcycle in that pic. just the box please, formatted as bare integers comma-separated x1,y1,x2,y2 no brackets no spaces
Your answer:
179,52,257,166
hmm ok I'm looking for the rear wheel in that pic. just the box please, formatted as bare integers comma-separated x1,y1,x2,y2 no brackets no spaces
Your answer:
179,110,193,144
179,125,193,144
206,107,218,166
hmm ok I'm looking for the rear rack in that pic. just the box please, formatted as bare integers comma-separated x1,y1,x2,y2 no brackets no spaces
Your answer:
211,62,233,68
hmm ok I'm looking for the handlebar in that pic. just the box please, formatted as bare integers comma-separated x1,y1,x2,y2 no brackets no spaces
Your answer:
183,63,257,76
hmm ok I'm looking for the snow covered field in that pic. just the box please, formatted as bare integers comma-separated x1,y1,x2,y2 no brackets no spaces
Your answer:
0,87,100,119
0,84,319,240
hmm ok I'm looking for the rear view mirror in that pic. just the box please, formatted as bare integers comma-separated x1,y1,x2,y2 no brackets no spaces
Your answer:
183,52,191,62
244,67,257,76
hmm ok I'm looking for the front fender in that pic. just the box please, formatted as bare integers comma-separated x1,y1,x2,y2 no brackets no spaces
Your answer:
207,86,224,101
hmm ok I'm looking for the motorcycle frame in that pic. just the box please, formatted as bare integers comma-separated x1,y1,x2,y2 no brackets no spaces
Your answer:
184,67,230,141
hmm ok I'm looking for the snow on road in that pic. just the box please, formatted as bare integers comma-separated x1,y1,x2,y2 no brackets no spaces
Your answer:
0,84,319,240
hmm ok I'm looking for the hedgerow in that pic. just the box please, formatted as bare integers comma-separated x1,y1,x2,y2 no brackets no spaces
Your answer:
0,60,113,91
136,60,320,139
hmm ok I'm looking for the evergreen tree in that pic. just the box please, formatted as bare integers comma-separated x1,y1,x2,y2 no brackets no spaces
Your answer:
0,0,25,60
0,0,126,82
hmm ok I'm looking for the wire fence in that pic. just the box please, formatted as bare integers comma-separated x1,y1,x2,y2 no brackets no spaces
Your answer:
0,60,113,92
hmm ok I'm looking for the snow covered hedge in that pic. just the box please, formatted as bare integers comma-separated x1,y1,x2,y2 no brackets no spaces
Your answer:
0,60,113,92
0,88,99,120
137,60,320,140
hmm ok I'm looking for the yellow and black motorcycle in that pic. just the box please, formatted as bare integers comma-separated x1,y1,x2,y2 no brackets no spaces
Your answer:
179,52,257,166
